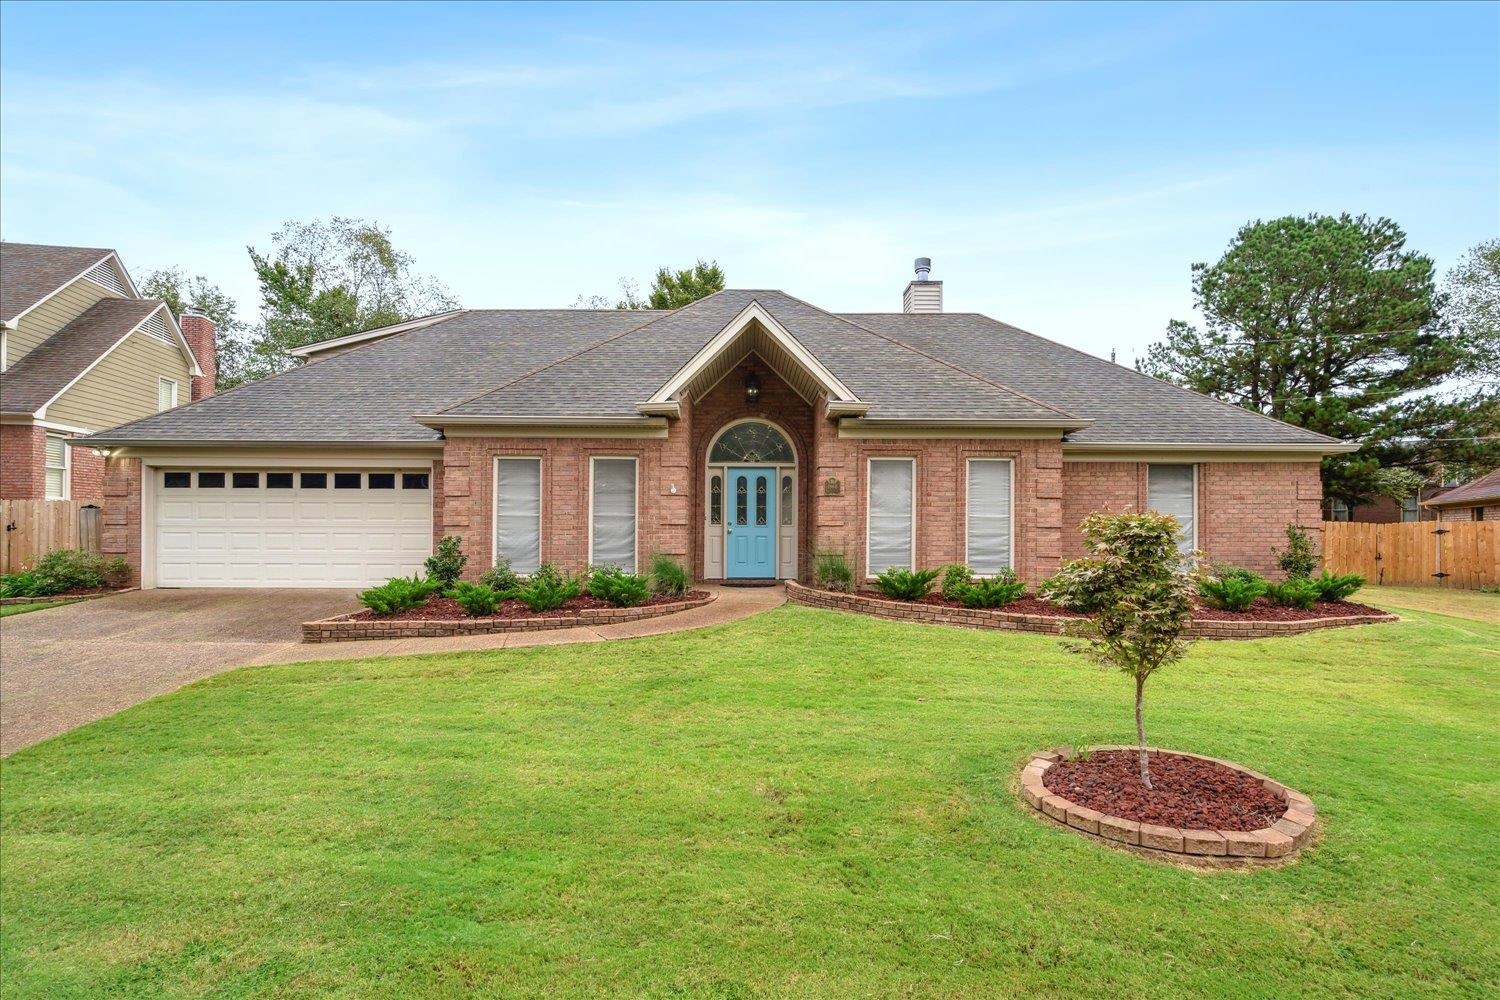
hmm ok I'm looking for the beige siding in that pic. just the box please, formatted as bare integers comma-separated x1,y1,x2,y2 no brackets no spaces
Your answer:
45,331,192,430
5,278,121,367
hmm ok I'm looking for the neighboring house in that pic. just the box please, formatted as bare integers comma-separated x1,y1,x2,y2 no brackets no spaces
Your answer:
1326,484,1449,523
78,261,1354,590
1422,469,1500,521
0,242,216,500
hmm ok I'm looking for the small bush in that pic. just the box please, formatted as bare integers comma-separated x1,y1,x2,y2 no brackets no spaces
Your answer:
359,575,439,616
1210,563,1266,587
478,559,520,595
813,551,855,593
586,566,650,608
873,566,941,601
448,581,500,616
0,570,50,599
513,564,581,612
1198,574,1268,612
33,548,109,593
955,569,1026,608
649,552,691,598
1311,569,1364,602
941,564,973,601
1267,577,1320,610
424,535,468,588
1274,524,1318,579
102,556,130,588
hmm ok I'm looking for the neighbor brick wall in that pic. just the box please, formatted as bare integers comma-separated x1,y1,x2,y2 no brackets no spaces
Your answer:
100,456,142,585
1438,504,1498,521
0,423,47,498
1060,460,1324,577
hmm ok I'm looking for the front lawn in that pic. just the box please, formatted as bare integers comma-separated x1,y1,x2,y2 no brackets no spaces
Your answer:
0,599,80,618
1,600,1495,998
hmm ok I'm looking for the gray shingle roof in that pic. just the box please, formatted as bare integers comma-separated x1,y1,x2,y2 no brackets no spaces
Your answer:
1,242,115,322
0,298,165,414
81,292,1340,449
1424,468,1500,507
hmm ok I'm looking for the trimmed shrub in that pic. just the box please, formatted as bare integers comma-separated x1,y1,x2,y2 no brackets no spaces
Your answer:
0,570,49,599
1311,569,1364,603
813,551,855,593
102,556,131,588
873,566,941,601
586,566,650,608
359,575,439,616
1198,574,1268,612
1274,524,1318,579
31,548,110,594
424,535,467,588
448,581,501,616
513,564,580,612
955,569,1026,608
649,552,691,598
941,564,973,601
478,559,520,595
1268,577,1320,610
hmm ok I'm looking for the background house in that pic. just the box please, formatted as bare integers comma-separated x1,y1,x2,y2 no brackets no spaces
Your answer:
1422,469,1500,521
0,242,216,500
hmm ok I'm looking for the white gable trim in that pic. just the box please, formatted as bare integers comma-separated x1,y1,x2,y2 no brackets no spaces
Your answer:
7,250,139,325
644,300,861,409
35,303,201,419
287,310,467,358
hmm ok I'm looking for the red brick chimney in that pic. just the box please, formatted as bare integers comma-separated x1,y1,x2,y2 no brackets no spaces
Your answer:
180,308,217,400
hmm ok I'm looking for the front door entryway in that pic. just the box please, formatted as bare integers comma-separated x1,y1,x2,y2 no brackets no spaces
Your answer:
726,466,776,578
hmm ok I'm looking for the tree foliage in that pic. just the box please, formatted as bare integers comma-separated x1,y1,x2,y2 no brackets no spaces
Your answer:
137,269,248,390
1142,215,1499,504
1041,512,1196,789
573,259,725,311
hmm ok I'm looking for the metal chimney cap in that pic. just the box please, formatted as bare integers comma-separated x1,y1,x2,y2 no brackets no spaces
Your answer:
913,257,932,281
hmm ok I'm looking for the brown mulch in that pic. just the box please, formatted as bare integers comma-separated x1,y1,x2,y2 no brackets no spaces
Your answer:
846,589,1384,622
346,591,710,622
1043,750,1288,831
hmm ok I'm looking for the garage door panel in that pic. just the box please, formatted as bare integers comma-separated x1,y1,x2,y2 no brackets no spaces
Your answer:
154,467,432,588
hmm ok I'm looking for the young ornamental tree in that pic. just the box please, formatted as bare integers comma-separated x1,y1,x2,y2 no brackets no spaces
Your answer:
1041,512,1197,789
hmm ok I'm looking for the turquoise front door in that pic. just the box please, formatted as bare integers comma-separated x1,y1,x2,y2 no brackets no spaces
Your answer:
726,467,776,578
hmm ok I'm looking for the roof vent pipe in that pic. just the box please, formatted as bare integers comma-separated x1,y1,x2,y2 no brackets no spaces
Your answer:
903,257,943,313
914,257,932,281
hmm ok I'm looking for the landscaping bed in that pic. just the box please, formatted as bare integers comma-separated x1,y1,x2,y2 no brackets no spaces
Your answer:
1021,747,1317,863
0,587,131,607
304,591,715,642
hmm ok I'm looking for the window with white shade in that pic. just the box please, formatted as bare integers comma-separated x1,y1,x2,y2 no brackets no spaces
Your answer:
158,378,178,411
966,459,1013,574
867,458,915,574
1147,464,1197,553
44,435,69,499
494,458,542,574
590,457,637,572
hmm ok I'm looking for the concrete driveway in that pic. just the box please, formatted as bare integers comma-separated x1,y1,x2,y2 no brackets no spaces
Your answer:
0,584,783,756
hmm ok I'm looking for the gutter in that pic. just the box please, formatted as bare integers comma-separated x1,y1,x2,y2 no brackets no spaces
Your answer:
414,413,668,429
842,416,1094,432
74,437,444,450
1061,440,1359,455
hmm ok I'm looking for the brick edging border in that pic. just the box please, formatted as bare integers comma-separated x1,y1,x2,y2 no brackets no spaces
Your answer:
1021,747,1316,864
783,581,1396,640
302,593,717,643
0,588,137,607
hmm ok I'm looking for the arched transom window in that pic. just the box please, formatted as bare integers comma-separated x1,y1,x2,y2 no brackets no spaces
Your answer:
709,421,794,464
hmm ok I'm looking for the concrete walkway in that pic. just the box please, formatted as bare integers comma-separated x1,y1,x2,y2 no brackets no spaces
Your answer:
0,584,783,756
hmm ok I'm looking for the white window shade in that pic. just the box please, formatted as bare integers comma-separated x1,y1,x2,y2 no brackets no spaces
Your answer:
44,435,68,499
158,378,178,411
591,458,637,572
495,458,542,573
967,459,1012,573
1148,464,1196,553
868,458,914,573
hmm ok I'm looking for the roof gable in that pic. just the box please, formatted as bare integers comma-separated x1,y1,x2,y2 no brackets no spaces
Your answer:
1,242,130,324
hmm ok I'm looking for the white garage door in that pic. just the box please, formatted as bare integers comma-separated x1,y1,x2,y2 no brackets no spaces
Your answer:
155,468,433,587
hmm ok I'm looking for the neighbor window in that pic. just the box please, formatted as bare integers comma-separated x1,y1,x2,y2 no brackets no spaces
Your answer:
1400,496,1419,522
495,458,542,574
1147,464,1197,552
1330,498,1351,522
590,457,637,572
966,459,1013,574
867,458,915,574
157,378,178,412
44,435,69,499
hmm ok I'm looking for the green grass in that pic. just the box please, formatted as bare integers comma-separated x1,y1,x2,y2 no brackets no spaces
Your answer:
0,598,80,618
1361,584,1500,624
2,598,1496,998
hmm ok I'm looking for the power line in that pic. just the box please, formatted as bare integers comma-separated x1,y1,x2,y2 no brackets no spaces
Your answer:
1146,327,1443,350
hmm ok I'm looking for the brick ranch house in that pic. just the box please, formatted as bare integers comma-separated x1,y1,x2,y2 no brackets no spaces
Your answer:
77,262,1354,590
1421,468,1499,521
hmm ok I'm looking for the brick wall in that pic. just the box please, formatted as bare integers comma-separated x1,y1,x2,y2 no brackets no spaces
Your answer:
180,312,217,401
1438,504,1498,521
69,444,105,500
100,456,142,585
0,423,46,498
1060,460,1324,577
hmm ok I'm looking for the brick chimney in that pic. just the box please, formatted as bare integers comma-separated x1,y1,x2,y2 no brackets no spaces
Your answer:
180,308,217,400
902,256,943,313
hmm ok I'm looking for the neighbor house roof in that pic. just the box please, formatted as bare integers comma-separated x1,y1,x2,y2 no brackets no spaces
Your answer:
0,299,169,414
1423,469,1500,508
1,242,118,323
80,290,1348,451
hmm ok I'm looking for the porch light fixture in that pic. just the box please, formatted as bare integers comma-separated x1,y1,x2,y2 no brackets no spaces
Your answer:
744,371,762,404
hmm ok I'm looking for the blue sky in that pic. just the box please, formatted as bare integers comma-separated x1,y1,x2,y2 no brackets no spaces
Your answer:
1,1,1495,361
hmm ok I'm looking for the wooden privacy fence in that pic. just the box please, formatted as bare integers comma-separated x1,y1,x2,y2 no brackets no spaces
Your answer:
1323,521,1499,589
0,500,104,574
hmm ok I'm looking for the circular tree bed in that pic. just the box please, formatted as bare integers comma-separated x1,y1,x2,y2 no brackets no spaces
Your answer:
1019,747,1316,864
